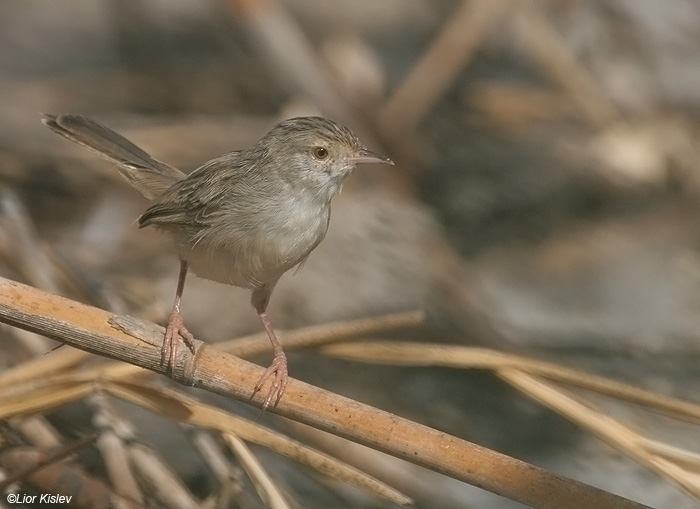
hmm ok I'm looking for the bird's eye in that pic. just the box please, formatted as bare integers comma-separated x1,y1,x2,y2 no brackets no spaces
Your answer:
312,146,329,160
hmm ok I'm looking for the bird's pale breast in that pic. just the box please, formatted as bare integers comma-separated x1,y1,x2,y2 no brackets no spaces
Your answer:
173,189,330,290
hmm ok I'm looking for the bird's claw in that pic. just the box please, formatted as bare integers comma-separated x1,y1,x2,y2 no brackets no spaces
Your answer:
252,352,288,410
161,310,195,373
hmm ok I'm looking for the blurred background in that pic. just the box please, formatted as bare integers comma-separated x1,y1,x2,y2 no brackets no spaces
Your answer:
2,0,700,507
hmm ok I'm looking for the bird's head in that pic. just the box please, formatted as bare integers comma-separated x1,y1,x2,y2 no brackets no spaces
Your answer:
254,116,393,199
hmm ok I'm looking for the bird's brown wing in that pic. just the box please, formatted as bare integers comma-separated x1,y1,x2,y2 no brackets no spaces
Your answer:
138,152,248,229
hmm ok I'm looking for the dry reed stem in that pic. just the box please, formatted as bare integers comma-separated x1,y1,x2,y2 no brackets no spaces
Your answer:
12,416,62,450
127,443,199,509
91,395,144,503
323,343,700,423
0,314,422,503
217,309,424,357
0,346,90,389
190,430,243,506
227,0,398,167
103,382,411,505
0,277,649,508
0,435,97,491
325,342,700,502
512,0,620,129
222,434,291,509
0,445,142,508
502,371,700,500
1,374,411,505
380,0,510,132
230,0,354,124
95,431,144,504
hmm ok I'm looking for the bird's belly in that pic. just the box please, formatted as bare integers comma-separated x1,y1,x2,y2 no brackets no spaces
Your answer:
183,243,258,289
172,210,328,289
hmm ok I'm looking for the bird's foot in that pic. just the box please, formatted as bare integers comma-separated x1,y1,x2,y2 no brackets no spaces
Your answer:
252,352,288,410
161,310,196,373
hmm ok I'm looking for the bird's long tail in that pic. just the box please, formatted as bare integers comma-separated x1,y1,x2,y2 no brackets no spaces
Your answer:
42,114,185,200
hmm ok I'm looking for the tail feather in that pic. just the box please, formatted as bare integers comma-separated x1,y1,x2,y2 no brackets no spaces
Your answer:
42,114,185,200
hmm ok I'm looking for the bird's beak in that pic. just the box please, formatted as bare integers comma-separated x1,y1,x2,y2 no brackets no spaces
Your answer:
348,148,394,166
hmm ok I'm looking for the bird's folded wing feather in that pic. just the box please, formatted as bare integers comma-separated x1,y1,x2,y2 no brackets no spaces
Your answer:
138,153,247,229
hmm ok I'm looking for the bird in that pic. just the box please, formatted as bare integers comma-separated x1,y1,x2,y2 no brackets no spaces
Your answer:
42,113,393,409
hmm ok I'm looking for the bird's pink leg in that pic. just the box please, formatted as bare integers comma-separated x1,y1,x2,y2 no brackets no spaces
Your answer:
252,307,288,410
162,260,196,372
